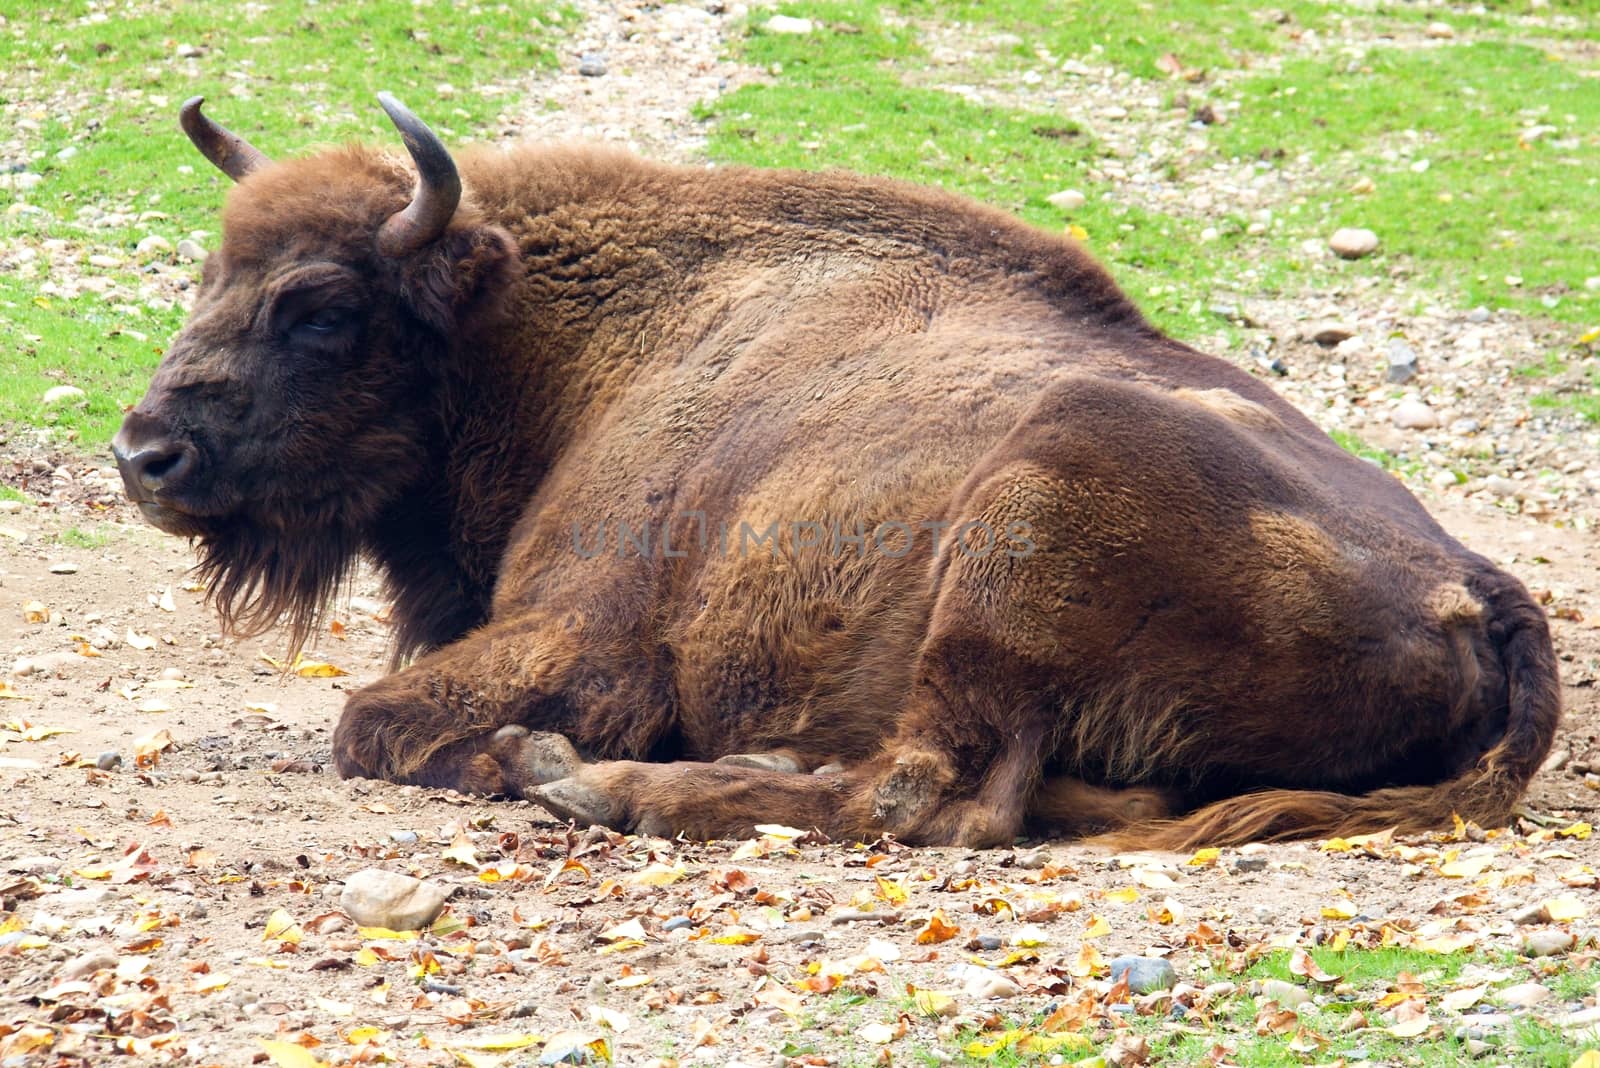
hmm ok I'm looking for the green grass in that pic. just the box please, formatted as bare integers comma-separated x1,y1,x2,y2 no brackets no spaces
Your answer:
701,0,1600,346
1532,367,1600,424
0,0,572,446
57,524,113,550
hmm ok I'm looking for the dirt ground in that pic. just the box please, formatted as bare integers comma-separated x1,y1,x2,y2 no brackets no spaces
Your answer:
4,2,1600,1065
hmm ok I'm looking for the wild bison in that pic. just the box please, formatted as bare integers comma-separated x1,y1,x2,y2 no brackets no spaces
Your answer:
112,94,1559,850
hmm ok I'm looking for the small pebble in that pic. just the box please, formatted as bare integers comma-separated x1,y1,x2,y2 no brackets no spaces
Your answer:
1310,322,1355,346
577,53,607,77
135,235,172,258
42,385,86,406
1047,189,1086,212
175,238,207,262
973,934,1003,951
1233,856,1268,873
765,14,814,34
1262,978,1312,1007
963,971,1023,999
388,830,419,846
49,562,78,574
96,751,122,771
1496,982,1551,1007
1466,306,1491,323
662,915,695,932
1385,340,1418,384
1328,227,1380,259
1392,399,1439,430
1522,929,1574,957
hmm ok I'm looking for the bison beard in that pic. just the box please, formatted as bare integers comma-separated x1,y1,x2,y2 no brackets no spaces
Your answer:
113,94,1561,851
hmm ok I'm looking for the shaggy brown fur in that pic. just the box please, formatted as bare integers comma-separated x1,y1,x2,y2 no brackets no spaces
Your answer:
114,98,1560,851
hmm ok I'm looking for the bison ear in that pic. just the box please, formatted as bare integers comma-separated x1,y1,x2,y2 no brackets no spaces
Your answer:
401,224,517,333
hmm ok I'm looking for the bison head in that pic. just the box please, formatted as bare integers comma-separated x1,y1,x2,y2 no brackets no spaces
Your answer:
112,95,514,653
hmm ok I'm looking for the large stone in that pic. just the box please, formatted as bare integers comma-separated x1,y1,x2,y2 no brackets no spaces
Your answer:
339,869,451,931
1110,956,1177,994
1047,189,1087,211
42,385,86,406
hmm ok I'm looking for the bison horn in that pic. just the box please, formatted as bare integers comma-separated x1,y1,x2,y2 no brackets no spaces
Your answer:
180,96,270,182
376,92,462,256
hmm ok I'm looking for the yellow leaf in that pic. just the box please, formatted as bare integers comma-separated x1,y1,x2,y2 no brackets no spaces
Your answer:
914,909,961,944
1441,984,1486,1013
598,918,647,943
1439,855,1492,878
912,988,957,1017
344,1027,388,1046
1067,223,1089,241
1321,838,1354,853
358,926,419,941
257,1039,328,1068
446,1049,501,1068
628,863,686,886
294,660,348,678
1069,942,1106,978
709,928,761,945
1573,1052,1600,1068
1082,914,1111,938
1388,1014,1432,1039
442,834,479,867
874,875,908,905
1556,822,1592,840
262,907,302,945
1187,848,1221,867
1578,327,1600,346
1544,895,1587,921
1134,867,1176,889
613,973,654,988
456,1034,543,1051
965,1030,1025,1057
1321,903,1356,921
1104,887,1140,904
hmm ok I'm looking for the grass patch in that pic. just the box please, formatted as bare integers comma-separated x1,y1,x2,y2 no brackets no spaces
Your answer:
57,524,113,550
704,0,1600,353
0,0,572,447
1531,367,1600,423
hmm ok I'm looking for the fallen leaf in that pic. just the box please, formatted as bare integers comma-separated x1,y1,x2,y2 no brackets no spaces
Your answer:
1082,914,1111,938
257,1039,328,1068
914,909,961,944
1290,949,1338,984
1545,895,1588,921
629,863,686,886
125,628,156,651
263,907,303,946
1441,984,1486,1013
910,988,957,1017
1388,1014,1433,1039
295,660,349,678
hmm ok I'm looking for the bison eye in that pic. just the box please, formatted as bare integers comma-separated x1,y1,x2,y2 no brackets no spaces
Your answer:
298,307,352,335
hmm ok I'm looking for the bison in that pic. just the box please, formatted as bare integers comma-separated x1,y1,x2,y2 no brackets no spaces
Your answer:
112,94,1559,851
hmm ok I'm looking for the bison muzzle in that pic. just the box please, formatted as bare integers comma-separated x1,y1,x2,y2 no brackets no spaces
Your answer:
113,94,1560,850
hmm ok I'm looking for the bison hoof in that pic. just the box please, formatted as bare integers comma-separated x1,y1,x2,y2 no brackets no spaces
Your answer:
714,752,802,774
534,776,618,830
492,725,584,792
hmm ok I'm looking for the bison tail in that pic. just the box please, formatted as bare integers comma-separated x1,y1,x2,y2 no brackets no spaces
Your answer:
1093,585,1561,854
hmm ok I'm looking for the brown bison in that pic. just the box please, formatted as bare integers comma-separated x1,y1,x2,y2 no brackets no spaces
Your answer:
112,94,1559,851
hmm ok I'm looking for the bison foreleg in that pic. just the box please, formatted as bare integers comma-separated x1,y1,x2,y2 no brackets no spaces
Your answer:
332,616,587,795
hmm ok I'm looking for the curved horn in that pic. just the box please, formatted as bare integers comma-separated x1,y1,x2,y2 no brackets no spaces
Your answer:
179,96,270,182
376,92,462,256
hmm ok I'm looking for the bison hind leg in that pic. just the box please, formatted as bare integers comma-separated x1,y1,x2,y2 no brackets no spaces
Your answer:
1026,775,1180,838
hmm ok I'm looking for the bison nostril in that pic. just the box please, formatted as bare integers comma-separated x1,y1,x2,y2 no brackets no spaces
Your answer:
114,440,196,495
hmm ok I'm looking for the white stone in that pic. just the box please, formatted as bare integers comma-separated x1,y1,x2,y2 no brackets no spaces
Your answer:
135,235,172,258
764,14,813,34
42,385,85,406
1392,400,1439,430
1329,227,1380,259
339,869,451,931
1047,189,1086,211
